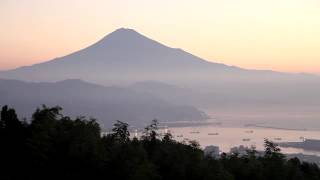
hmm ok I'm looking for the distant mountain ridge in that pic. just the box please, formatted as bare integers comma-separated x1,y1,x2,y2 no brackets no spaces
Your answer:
0,78,208,126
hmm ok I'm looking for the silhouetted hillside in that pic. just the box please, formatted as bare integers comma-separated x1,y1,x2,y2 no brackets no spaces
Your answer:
129,81,198,106
0,79,207,126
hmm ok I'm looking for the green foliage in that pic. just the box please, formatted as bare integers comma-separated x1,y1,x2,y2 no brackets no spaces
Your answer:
142,119,159,141
1,105,320,180
111,120,130,143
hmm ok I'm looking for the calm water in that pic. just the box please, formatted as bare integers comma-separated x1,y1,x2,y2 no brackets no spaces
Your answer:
169,125,320,156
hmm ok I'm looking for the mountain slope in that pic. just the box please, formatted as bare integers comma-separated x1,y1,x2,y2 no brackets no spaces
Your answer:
0,28,243,84
0,78,208,126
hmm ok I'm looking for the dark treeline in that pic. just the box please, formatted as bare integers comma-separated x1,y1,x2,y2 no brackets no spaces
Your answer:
1,105,320,180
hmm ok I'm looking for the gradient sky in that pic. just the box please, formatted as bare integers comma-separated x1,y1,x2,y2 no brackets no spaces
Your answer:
1,0,319,73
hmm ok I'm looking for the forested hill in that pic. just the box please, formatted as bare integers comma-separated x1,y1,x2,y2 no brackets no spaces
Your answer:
1,105,320,180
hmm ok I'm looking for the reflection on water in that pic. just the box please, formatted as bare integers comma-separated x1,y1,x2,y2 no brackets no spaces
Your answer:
169,125,320,156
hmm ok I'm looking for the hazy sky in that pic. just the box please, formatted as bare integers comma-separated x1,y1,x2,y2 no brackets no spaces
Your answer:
1,0,319,73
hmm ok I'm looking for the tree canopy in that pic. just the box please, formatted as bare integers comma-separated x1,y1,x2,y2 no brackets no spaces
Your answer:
0,105,320,180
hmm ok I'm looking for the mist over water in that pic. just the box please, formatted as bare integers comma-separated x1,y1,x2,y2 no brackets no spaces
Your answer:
164,106,320,155
205,106,320,130
170,125,320,155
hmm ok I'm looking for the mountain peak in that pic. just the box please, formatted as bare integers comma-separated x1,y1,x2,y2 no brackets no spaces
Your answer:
90,27,169,52
100,27,145,41
113,27,138,33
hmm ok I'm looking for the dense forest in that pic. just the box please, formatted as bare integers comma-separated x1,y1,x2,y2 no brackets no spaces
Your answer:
1,105,320,180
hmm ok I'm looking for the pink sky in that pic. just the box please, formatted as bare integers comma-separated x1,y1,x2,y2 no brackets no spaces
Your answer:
1,0,319,74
